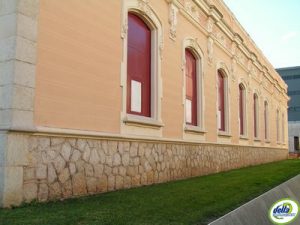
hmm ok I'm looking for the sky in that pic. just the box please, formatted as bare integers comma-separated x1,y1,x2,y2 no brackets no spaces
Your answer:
223,0,300,69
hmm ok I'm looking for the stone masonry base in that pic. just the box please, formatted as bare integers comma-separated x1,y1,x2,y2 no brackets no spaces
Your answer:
0,132,288,207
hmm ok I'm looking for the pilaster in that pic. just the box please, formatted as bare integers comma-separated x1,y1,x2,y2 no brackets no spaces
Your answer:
0,0,39,207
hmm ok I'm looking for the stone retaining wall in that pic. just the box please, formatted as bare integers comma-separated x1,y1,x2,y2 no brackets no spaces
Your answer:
20,134,288,204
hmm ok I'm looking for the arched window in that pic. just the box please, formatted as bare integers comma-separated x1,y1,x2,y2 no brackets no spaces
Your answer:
264,101,269,140
253,93,259,138
239,84,246,136
218,70,227,132
127,13,151,117
276,109,280,142
185,49,197,126
282,113,285,143
183,38,204,133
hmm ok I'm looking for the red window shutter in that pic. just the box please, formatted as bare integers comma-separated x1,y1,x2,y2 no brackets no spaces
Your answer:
127,13,151,117
185,49,197,126
239,85,244,135
218,71,225,131
253,95,257,138
276,110,279,142
264,102,267,139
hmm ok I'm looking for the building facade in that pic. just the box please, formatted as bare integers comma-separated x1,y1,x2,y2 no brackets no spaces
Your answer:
0,0,288,207
276,66,300,153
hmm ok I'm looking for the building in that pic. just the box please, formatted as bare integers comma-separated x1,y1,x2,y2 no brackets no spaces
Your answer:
276,66,300,153
0,0,288,207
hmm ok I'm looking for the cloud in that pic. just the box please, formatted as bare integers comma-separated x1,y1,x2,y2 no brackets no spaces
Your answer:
281,31,298,42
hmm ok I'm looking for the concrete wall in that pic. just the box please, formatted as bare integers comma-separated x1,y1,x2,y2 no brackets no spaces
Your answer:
277,67,300,121
288,122,300,152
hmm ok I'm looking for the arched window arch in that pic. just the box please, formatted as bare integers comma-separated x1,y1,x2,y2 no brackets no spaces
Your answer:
127,13,151,116
182,38,204,131
264,101,269,140
217,69,228,132
239,83,246,136
253,93,259,138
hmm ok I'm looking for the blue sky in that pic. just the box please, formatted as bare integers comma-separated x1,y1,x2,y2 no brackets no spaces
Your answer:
223,0,300,68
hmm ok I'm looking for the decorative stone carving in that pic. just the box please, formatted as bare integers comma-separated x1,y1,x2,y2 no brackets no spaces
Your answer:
252,66,258,77
231,42,237,55
231,58,237,82
207,37,214,65
168,3,178,40
159,38,164,60
121,17,128,39
137,0,152,17
237,50,245,65
191,38,199,50
184,1,200,21
247,59,252,71
217,32,226,47
206,17,214,33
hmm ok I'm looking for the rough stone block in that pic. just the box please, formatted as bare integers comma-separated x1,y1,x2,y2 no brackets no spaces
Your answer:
0,13,16,39
0,0,17,16
0,85,12,110
72,173,87,196
11,109,34,130
107,175,115,191
15,36,36,64
6,133,29,166
86,177,97,193
3,166,23,207
0,61,14,86
49,182,61,199
58,168,70,184
23,182,37,202
36,164,47,179
17,13,37,41
38,183,48,202
62,180,72,198
17,0,39,19
0,36,16,62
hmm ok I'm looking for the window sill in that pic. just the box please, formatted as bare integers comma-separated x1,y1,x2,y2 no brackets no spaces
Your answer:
123,114,164,129
265,139,271,143
254,138,261,142
218,131,232,137
185,125,206,134
239,135,248,140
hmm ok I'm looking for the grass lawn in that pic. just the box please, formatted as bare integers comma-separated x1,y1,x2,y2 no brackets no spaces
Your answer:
1,159,300,225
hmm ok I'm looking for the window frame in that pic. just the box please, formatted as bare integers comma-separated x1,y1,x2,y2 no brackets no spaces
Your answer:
126,13,152,117
276,109,280,143
120,1,163,136
185,49,198,126
264,100,270,141
182,38,205,134
239,83,247,137
281,112,285,144
253,93,259,139
216,66,230,135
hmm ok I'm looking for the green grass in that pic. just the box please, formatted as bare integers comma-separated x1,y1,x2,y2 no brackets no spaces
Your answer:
1,160,300,225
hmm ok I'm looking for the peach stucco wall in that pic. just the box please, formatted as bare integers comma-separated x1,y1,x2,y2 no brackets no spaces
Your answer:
35,0,122,133
34,0,288,147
